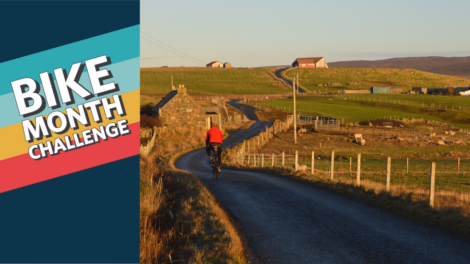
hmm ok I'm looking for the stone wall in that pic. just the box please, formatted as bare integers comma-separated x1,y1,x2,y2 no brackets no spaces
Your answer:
160,93,206,127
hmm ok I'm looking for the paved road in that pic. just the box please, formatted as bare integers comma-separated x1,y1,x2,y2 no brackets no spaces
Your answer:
175,101,470,263
226,99,259,121
274,67,307,93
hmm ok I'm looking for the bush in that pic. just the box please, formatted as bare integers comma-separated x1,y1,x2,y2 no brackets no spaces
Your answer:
141,114,161,129
140,104,154,116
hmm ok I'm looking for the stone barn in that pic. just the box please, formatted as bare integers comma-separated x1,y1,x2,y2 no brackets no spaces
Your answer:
224,62,232,68
151,85,206,127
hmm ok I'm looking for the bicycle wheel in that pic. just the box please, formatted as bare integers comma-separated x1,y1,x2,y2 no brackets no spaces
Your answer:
213,165,217,179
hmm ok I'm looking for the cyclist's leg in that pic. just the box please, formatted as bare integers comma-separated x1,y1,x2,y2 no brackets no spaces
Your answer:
214,143,222,167
205,145,212,156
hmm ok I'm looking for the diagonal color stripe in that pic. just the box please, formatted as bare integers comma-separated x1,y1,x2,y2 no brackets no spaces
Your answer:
0,57,139,128
0,89,140,161
0,122,140,194
0,25,139,96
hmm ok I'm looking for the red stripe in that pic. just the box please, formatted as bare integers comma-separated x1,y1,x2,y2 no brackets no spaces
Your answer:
0,122,140,194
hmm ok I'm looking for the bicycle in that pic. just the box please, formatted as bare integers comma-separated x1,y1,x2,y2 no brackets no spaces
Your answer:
210,146,221,179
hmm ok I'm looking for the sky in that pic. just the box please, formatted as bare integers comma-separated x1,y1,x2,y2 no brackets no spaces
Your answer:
140,0,470,67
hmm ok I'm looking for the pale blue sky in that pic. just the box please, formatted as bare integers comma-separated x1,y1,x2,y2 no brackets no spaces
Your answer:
141,0,470,67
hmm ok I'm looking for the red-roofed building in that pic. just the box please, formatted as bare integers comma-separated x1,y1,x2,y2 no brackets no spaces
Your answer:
292,57,328,68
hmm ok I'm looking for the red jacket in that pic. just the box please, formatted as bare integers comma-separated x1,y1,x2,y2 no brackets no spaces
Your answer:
206,126,223,144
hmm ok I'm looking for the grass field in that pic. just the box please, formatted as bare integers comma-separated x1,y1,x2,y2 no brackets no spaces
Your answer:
141,67,286,95
284,68,470,92
251,95,470,128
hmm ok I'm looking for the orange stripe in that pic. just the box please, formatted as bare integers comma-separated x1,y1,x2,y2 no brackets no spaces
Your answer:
0,90,139,161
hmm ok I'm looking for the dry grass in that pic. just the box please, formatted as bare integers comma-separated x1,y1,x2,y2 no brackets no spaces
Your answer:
140,125,247,264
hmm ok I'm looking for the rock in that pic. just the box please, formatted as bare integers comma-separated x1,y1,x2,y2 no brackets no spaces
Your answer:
438,140,445,146
429,133,435,137
398,137,404,141
399,125,404,128
361,139,366,145
449,131,455,136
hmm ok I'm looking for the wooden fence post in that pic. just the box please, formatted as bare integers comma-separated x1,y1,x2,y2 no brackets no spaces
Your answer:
407,157,409,174
357,154,361,186
272,153,275,167
429,162,436,208
330,151,335,180
386,157,391,192
282,152,285,167
295,151,298,171
349,157,352,173
311,151,314,175
261,154,265,168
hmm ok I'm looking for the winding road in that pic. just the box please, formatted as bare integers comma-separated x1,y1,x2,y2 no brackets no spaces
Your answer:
274,67,307,93
175,101,470,263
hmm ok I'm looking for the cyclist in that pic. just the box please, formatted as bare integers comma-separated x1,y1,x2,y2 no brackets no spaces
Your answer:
205,123,223,173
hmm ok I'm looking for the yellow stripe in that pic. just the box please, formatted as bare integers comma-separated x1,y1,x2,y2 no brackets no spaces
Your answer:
0,90,140,161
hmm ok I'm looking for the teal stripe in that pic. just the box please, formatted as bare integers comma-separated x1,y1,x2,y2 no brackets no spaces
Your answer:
0,25,139,96
0,57,139,129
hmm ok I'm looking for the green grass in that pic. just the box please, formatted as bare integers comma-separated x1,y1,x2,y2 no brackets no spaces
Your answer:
284,68,470,92
141,68,286,95
252,95,470,128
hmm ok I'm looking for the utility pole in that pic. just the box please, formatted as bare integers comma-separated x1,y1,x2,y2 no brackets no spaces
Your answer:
293,75,297,144
297,72,299,94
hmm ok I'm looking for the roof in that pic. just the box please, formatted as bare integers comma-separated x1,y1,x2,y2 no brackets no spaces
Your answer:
294,57,324,64
207,61,222,65
205,107,219,115
153,90,177,113
224,62,231,64
151,90,205,116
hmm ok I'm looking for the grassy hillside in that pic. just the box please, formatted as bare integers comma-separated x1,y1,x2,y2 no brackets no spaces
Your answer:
252,95,470,128
284,68,470,92
329,56,470,78
141,67,286,95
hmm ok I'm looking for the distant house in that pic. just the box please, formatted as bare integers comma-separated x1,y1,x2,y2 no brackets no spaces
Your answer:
412,87,428,94
224,62,232,68
151,85,206,127
292,57,328,68
206,61,224,68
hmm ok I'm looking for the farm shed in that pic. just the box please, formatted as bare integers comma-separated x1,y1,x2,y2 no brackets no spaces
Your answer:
427,89,445,95
455,87,470,94
341,90,371,94
151,85,206,127
292,57,328,68
371,87,389,94
224,62,232,68
412,87,428,94
206,61,224,68
389,88,402,94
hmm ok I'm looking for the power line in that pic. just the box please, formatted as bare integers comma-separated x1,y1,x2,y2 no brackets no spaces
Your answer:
140,31,207,65
140,36,202,66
